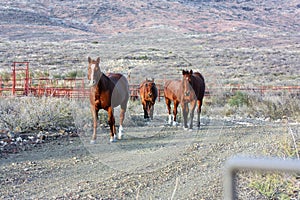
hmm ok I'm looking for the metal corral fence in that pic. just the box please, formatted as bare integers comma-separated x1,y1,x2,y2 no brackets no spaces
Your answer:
0,62,299,99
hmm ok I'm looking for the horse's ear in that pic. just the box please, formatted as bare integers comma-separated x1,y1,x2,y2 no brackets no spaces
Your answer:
190,70,193,74
182,70,186,75
96,57,100,63
88,57,91,63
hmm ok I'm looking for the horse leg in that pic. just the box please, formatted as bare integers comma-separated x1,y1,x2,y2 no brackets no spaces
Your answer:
197,100,202,128
150,103,154,120
189,101,197,130
146,101,150,119
146,101,151,119
182,103,189,129
173,101,179,126
90,107,98,144
143,101,149,119
107,107,116,142
165,98,172,124
118,102,127,140
118,108,125,140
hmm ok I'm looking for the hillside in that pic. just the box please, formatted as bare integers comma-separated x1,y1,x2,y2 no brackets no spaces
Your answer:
0,0,299,87
0,0,299,39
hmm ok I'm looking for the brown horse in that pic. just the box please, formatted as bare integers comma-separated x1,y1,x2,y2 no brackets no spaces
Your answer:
164,79,181,125
87,57,129,143
139,78,158,120
164,70,205,130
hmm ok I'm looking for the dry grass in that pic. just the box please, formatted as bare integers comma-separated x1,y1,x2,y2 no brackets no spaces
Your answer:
0,89,299,134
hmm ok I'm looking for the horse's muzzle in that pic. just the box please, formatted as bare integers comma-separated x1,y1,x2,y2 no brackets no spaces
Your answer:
88,80,96,87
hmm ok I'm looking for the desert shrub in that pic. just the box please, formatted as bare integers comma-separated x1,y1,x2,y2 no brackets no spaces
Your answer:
136,55,149,60
208,90,300,121
66,71,78,78
228,91,249,107
124,55,150,60
70,100,109,131
0,71,11,82
0,97,74,132
16,72,26,79
248,172,298,200
34,71,49,78
70,100,92,132
207,93,227,107
277,136,299,160
53,74,64,79
241,126,300,199
202,89,227,117
206,90,250,117
248,93,300,121
0,96,114,133
66,70,85,78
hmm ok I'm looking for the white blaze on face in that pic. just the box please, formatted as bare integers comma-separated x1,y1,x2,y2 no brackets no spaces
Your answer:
89,64,96,86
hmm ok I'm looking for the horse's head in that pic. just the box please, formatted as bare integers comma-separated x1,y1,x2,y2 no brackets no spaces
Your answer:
88,57,102,87
182,70,194,97
144,78,156,99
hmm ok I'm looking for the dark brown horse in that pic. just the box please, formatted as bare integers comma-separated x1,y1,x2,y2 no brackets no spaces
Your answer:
139,78,158,120
181,70,205,129
87,57,129,143
164,70,205,130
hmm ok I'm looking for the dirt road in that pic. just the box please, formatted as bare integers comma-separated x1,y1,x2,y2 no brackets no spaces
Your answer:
1,114,295,199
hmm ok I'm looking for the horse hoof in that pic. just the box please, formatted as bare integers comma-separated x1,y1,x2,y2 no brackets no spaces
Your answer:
109,135,117,142
90,140,96,144
183,127,189,131
144,118,150,122
118,133,123,140
189,128,193,132
110,138,116,143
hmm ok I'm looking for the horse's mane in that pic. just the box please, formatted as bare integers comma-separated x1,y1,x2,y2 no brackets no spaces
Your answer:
193,72,205,81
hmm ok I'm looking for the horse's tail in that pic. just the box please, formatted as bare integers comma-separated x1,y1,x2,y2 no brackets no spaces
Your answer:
192,72,205,100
